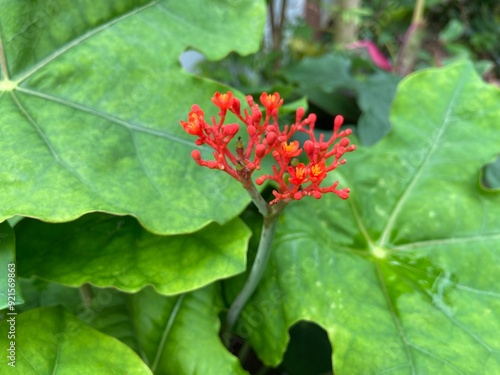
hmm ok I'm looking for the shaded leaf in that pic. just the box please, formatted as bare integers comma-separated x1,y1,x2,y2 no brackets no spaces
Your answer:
128,285,248,374
15,213,250,295
483,156,500,190
14,280,248,374
283,53,359,116
0,221,24,310
355,71,401,145
0,0,266,234
230,62,500,373
0,305,152,374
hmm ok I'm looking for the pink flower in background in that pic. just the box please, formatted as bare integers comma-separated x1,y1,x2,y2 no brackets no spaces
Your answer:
347,40,393,71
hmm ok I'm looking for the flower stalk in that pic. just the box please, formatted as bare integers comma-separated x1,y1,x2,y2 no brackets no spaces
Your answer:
224,202,282,336
180,91,355,344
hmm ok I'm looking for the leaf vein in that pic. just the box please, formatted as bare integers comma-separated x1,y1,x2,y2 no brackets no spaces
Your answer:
393,232,500,251
16,86,195,147
409,342,465,374
14,1,159,83
378,72,468,246
374,261,417,374
151,293,185,372
11,91,128,212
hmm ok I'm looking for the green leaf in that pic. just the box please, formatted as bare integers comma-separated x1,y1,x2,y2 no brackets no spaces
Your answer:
284,53,352,92
0,306,152,374
0,221,24,310
15,213,250,294
128,285,248,374
283,53,359,116
484,156,500,190
355,71,401,145
14,280,247,374
229,62,500,372
0,0,266,234
439,19,465,44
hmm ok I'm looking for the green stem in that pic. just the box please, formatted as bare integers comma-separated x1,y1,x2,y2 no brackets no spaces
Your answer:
394,0,426,76
79,283,93,309
224,204,281,338
243,181,270,217
412,0,425,24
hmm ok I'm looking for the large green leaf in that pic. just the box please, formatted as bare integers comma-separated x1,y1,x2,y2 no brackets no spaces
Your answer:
228,62,500,372
15,280,247,375
0,305,152,374
128,285,248,374
15,213,250,294
0,221,24,309
0,0,266,234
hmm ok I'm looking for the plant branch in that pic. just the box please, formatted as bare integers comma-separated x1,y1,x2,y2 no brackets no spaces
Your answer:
224,203,282,340
412,0,425,24
394,0,426,76
243,180,270,216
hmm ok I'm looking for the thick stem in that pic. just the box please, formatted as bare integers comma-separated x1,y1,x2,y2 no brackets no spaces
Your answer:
224,205,281,339
395,0,426,76
243,181,269,217
412,0,425,24
334,0,361,45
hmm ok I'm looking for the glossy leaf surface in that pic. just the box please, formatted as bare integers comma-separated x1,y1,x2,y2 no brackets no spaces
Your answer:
0,0,266,234
0,306,153,374
15,280,248,375
230,62,500,373
15,213,250,295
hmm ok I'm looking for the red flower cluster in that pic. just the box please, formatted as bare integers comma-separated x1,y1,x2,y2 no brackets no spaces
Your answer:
180,92,356,204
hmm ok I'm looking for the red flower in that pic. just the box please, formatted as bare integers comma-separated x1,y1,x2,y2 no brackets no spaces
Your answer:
309,161,327,182
212,92,234,111
279,141,302,158
260,92,283,111
288,163,308,185
180,91,355,202
180,105,204,136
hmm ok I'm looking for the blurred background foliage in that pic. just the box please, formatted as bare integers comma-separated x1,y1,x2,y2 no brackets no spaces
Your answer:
193,0,499,192
191,0,500,145
188,1,500,372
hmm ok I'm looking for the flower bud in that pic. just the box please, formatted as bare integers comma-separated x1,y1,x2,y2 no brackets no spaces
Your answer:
252,107,262,123
334,115,344,132
295,107,305,123
304,140,315,158
256,176,266,185
191,150,202,160
337,188,350,199
247,125,256,135
265,131,277,146
307,113,317,124
340,137,350,147
222,123,239,136
255,144,266,158
230,97,241,114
